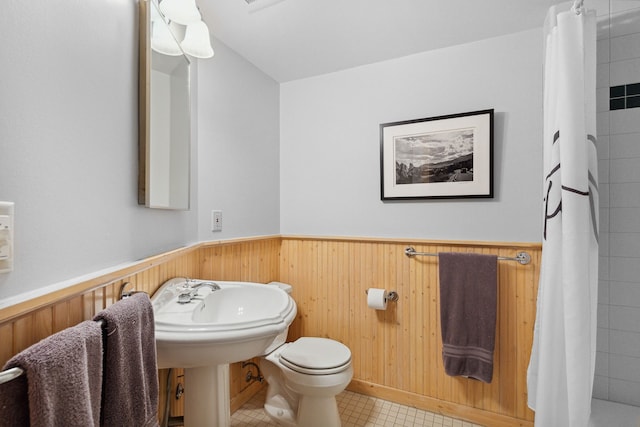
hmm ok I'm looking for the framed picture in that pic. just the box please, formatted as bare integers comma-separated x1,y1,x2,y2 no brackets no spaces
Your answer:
380,109,494,200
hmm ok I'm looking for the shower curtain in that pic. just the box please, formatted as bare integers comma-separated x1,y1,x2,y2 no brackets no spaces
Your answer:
527,4,598,427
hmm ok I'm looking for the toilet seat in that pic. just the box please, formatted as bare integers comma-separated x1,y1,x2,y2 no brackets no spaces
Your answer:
279,337,351,375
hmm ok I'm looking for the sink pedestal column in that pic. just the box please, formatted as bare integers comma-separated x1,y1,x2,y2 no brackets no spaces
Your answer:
184,364,231,427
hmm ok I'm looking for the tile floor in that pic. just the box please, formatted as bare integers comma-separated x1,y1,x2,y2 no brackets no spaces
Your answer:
230,388,484,427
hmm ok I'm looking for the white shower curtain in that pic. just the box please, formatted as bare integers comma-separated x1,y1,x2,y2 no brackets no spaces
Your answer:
527,4,598,427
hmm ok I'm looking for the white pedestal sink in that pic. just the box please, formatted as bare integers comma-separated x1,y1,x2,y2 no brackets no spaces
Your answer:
151,278,297,427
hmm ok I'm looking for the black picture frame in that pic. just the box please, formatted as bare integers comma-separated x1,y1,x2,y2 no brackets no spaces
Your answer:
380,109,494,200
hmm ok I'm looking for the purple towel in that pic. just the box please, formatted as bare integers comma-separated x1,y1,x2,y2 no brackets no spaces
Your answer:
0,372,28,427
94,293,159,427
438,252,498,383
1,320,103,426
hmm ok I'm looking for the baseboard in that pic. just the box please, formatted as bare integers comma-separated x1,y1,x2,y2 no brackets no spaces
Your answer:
347,379,534,427
231,381,266,414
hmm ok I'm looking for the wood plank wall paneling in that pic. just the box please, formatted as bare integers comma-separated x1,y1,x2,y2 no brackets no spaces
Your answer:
0,235,541,427
280,237,541,426
0,237,281,424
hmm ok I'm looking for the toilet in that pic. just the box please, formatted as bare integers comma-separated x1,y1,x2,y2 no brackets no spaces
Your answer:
260,283,353,427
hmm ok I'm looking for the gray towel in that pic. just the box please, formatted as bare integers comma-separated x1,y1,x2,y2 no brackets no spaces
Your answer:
1,320,103,426
0,373,28,427
94,293,159,427
439,252,498,383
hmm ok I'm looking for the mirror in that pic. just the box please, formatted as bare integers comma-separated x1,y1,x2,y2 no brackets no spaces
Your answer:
138,0,191,210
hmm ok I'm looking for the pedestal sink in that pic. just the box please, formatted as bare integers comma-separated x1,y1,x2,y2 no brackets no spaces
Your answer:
151,278,297,427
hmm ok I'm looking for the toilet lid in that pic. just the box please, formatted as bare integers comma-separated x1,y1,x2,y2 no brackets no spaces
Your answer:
280,337,351,374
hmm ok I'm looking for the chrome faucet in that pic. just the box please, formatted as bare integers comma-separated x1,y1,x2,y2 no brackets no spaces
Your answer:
177,281,221,304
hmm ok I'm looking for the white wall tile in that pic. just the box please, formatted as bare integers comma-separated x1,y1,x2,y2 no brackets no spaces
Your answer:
610,207,640,232
610,354,640,382
597,62,610,88
610,183,640,206
610,133,640,159
597,86,611,112
599,303,610,328
611,32,640,62
610,305,640,331
599,183,610,207
610,158,640,182
599,232,610,256
597,110,610,136
594,4,640,405
610,330,640,357
597,134,610,160
599,279,610,304
611,109,640,135
600,207,610,233
598,327,610,352
610,231,640,255
598,38,611,64
599,254,610,280
610,57,640,86
596,351,610,376
609,378,640,406
599,158,610,184
593,375,610,399
610,8,640,38
610,256,640,281
611,281,640,308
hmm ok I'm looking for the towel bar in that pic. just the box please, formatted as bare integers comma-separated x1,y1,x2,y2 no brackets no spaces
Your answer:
0,318,107,385
404,247,531,265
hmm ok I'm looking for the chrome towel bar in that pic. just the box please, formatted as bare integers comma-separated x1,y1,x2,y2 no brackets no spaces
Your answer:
0,318,107,385
404,247,531,265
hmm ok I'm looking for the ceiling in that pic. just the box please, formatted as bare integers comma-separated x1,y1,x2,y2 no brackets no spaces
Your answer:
199,0,568,82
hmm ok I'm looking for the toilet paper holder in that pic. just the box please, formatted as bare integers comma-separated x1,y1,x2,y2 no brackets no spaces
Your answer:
365,289,399,302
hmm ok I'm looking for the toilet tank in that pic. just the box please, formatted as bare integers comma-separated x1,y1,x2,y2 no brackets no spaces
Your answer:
261,282,294,355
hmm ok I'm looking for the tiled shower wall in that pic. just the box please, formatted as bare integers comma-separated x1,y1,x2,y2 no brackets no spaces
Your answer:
595,0,640,407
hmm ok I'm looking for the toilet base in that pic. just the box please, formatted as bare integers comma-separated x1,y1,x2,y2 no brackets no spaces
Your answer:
297,395,342,427
264,393,342,427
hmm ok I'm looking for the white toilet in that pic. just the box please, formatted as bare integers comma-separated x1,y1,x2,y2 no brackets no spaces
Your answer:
260,283,353,427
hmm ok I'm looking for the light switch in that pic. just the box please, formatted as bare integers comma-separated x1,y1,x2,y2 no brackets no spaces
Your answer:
211,210,222,232
0,215,10,231
0,242,9,260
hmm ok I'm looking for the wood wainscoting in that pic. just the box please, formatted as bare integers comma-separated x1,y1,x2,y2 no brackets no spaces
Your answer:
0,236,281,424
0,235,541,426
280,236,540,427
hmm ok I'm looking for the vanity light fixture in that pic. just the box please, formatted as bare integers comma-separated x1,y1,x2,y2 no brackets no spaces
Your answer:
180,21,214,59
154,0,215,59
151,8,183,56
159,0,201,25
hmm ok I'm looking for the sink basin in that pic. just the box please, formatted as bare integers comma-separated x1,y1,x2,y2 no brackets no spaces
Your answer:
151,278,297,427
152,278,297,368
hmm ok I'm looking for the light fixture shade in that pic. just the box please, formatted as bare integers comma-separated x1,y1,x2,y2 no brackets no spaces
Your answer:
151,20,183,56
181,21,214,59
159,0,201,25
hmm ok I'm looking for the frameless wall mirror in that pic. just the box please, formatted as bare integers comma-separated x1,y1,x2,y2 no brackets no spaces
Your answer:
138,0,191,210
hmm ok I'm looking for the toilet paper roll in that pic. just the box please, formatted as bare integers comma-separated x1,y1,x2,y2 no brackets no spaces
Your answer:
367,288,388,310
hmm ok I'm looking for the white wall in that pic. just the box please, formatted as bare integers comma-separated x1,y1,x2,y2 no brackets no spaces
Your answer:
0,0,199,303
0,1,543,304
280,29,544,243
196,40,280,240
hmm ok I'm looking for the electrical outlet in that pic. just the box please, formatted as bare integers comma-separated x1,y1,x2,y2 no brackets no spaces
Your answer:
211,210,222,232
